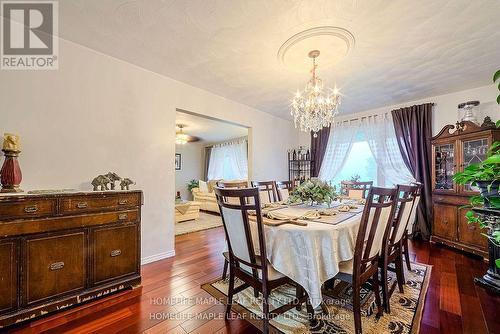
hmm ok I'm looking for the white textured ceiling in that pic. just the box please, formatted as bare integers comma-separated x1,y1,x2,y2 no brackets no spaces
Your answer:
176,111,247,144
59,0,500,119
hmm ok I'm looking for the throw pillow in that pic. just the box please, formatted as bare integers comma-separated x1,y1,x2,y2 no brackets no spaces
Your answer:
199,180,209,193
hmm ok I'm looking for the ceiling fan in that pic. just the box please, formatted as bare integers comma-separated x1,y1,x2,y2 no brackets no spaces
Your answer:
175,124,200,144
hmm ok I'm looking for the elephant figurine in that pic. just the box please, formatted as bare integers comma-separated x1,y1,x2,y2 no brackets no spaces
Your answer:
91,175,111,191
120,178,135,190
105,172,121,190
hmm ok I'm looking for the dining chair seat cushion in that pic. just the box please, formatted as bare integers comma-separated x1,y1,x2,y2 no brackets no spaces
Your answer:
222,252,285,281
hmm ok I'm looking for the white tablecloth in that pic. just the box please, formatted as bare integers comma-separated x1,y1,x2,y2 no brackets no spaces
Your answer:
249,204,362,308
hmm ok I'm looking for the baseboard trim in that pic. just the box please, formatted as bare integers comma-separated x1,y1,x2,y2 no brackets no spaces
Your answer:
141,250,176,265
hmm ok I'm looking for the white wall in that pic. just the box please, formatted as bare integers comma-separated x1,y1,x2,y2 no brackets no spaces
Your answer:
0,38,299,263
175,143,204,200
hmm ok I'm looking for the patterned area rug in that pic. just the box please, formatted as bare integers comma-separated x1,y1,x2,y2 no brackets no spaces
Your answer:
175,212,222,236
201,262,431,334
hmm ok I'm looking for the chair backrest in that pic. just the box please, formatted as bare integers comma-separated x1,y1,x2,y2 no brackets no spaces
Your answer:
341,181,373,199
214,187,269,279
275,181,293,202
354,187,398,274
388,184,419,249
216,180,248,189
251,181,278,204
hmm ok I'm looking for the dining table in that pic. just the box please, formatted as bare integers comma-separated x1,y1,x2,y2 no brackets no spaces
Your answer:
247,199,365,308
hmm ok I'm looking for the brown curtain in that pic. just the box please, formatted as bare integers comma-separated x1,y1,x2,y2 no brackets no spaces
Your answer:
203,147,212,181
391,103,433,240
310,126,331,177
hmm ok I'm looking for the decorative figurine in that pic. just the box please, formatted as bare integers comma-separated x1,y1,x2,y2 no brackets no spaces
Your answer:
120,178,135,190
481,116,496,128
105,172,121,190
0,133,23,193
91,175,111,191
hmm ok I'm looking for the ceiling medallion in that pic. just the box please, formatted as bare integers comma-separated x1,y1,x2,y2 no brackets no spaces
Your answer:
290,50,341,137
277,26,355,71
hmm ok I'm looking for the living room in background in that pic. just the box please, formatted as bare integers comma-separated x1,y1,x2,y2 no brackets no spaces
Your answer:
174,110,248,235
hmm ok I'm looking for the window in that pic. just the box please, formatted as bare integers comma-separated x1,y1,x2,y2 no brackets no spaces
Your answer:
329,140,378,189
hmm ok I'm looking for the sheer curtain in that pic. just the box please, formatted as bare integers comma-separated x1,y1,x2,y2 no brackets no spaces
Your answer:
207,145,225,180
318,121,358,182
360,114,414,186
225,140,248,179
207,139,248,180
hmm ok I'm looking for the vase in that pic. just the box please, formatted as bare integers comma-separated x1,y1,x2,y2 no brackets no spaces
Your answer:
473,208,500,294
0,149,23,193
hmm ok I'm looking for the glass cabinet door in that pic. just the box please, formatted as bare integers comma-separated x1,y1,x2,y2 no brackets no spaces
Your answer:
461,137,489,192
434,143,456,191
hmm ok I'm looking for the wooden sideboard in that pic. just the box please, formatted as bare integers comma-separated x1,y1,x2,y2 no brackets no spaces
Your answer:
431,121,500,259
0,190,142,329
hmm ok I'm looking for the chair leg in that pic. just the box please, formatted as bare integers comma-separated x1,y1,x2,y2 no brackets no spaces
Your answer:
372,271,383,318
222,259,228,280
395,253,405,293
262,288,270,334
225,268,235,320
403,236,412,271
295,285,303,311
353,284,362,334
381,260,390,314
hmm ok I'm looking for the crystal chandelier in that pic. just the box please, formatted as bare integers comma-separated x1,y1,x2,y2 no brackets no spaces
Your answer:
291,50,341,137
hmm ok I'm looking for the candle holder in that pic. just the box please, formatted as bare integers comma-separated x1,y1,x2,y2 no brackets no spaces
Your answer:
0,149,23,193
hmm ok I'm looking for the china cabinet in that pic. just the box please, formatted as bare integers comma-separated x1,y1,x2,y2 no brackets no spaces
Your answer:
431,121,500,259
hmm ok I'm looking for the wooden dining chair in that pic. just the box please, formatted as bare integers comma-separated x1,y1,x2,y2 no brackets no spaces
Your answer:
340,181,373,199
251,181,279,204
325,186,398,334
214,187,308,333
216,180,248,188
379,184,419,313
275,181,293,202
402,183,422,271
218,180,249,280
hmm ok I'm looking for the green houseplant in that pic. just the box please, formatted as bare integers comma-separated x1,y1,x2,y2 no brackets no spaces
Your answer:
289,178,338,206
187,179,199,192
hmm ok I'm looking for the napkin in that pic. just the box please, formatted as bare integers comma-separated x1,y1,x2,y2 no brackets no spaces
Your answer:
267,210,320,221
337,205,351,212
318,208,339,216
263,202,285,209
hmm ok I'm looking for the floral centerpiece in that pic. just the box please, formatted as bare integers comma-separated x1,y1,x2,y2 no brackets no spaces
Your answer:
288,178,338,206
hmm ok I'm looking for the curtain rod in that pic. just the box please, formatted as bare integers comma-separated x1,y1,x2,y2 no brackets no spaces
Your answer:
204,136,248,149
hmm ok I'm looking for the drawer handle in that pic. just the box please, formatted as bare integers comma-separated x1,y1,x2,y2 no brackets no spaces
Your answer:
76,202,88,209
49,261,65,271
24,205,38,213
118,213,128,220
443,220,448,225
118,199,128,205
110,249,122,257
468,224,476,230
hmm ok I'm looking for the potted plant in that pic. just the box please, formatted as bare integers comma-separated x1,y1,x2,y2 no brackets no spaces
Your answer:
288,178,338,206
452,70,500,292
187,179,199,193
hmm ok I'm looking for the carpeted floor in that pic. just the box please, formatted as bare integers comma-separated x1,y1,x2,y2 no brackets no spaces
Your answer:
175,212,223,236
202,262,431,334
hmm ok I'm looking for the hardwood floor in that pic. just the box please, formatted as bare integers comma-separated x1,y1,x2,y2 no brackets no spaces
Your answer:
6,226,500,334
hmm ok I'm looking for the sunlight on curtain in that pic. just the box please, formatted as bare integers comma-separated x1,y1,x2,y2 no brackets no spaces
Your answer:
318,121,358,182
360,114,414,186
207,139,248,180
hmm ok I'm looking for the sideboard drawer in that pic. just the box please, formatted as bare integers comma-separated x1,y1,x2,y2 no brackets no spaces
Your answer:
92,223,139,285
24,232,86,305
0,199,56,221
60,193,140,214
0,240,18,314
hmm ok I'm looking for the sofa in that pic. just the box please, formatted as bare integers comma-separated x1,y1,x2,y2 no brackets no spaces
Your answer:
191,179,247,213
